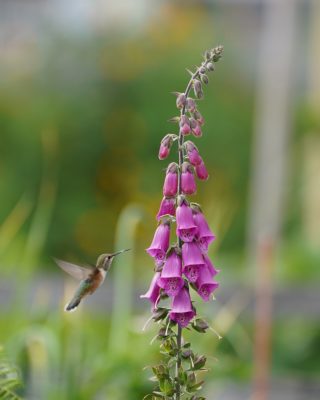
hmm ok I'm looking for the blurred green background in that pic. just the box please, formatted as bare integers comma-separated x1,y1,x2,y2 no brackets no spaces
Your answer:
0,1,319,399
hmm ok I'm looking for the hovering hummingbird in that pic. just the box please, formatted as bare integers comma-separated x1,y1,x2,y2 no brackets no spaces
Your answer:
54,249,130,312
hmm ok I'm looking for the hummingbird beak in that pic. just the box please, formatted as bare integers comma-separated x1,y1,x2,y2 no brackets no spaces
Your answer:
110,248,130,257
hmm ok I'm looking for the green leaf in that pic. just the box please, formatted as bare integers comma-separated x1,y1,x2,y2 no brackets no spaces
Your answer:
159,378,175,396
187,380,205,393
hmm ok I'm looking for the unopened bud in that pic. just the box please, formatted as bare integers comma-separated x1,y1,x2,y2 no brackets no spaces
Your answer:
163,162,179,196
207,62,215,72
199,65,206,74
193,111,205,126
184,141,202,166
176,93,187,109
158,134,173,160
179,115,191,135
200,74,209,85
181,162,196,195
195,161,209,180
212,45,224,62
193,79,203,99
191,119,202,137
186,97,197,113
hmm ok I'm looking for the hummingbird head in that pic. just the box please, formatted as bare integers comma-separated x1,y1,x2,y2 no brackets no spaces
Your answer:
96,249,130,271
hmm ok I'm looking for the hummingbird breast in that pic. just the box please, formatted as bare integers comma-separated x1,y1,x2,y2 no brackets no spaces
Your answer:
87,268,106,294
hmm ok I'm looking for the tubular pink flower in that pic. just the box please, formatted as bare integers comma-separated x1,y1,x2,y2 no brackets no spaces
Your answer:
203,254,219,277
146,222,170,267
193,211,215,252
140,272,161,310
195,161,209,180
163,163,178,196
181,162,197,195
158,250,184,297
169,286,195,327
182,241,205,282
176,201,197,242
195,265,219,301
185,141,202,166
156,197,176,221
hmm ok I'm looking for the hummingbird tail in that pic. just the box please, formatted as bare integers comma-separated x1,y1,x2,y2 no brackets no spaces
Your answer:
65,296,81,312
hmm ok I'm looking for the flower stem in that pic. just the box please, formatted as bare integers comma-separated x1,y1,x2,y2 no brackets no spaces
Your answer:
175,324,182,399
175,65,203,400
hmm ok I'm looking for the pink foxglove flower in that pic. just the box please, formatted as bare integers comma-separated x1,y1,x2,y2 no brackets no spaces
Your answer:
195,265,219,302
193,209,215,252
140,272,161,310
181,162,196,195
182,241,205,282
142,46,224,398
156,197,176,221
163,163,178,196
169,286,195,327
158,249,184,297
176,201,197,242
146,222,170,267
203,253,219,277
185,141,202,166
195,161,209,180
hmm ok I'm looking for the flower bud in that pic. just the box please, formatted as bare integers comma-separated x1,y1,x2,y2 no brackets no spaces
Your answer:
163,162,178,196
200,74,209,85
176,93,187,109
190,118,202,137
184,141,202,166
193,111,205,126
195,161,209,180
179,115,191,135
186,97,197,113
158,134,173,160
207,62,215,71
181,162,196,195
199,65,206,74
193,79,203,99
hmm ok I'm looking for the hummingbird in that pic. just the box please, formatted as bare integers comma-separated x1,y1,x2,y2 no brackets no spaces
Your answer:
54,249,130,312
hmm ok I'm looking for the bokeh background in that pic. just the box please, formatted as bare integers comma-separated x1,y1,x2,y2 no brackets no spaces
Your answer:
0,0,319,399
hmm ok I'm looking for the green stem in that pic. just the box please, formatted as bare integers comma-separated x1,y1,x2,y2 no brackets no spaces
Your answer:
175,325,182,399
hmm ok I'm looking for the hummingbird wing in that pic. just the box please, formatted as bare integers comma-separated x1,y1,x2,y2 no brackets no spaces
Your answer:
54,258,93,281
